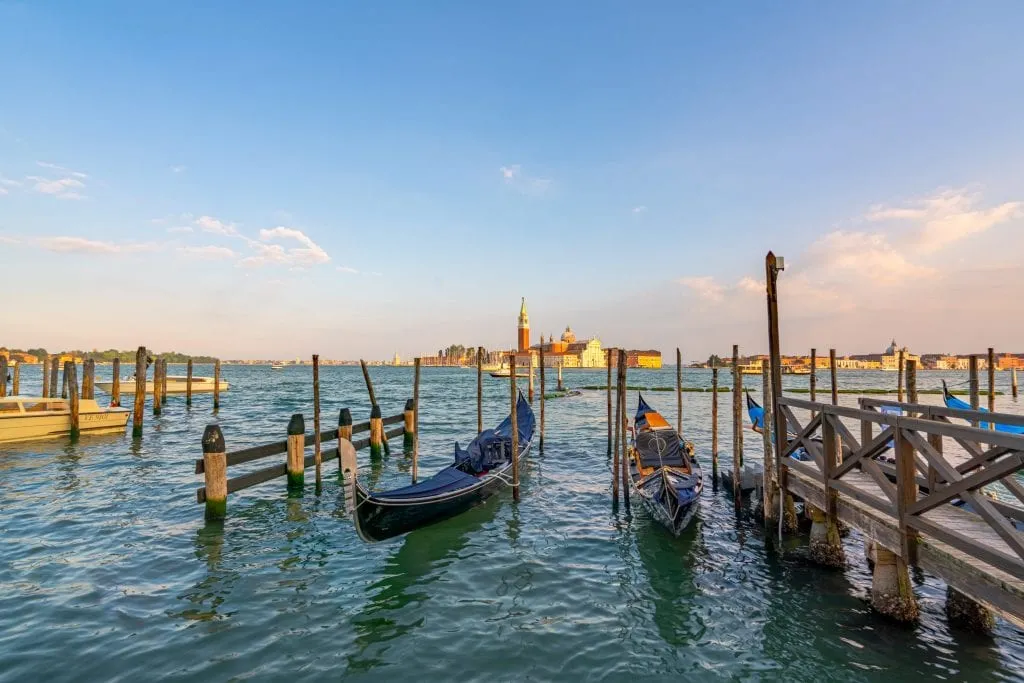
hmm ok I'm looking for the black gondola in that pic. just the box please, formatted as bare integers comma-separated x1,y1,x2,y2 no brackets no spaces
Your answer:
629,394,703,535
353,392,535,542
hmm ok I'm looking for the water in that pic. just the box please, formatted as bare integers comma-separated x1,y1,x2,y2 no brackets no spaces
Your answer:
1,366,1022,681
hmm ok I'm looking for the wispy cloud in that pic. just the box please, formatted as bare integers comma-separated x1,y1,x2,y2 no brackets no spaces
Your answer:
632,205,647,214
36,161,88,179
26,175,86,200
37,236,158,254
240,227,330,268
167,226,194,234
0,176,22,195
500,164,552,196
178,245,236,260
0,235,20,244
677,276,725,302
170,164,187,174
337,266,359,274
195,215,239,236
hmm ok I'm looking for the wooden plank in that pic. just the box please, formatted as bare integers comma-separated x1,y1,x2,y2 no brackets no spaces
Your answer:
901,415,1024,451
907,454,1024,515
861,397,1024,429
781,410,822,459
833,426,895,478
860,457,898,505
909,514,1024,582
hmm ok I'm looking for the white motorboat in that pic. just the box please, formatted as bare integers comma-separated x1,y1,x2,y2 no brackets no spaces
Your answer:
0,396,130,444
95,375,229,395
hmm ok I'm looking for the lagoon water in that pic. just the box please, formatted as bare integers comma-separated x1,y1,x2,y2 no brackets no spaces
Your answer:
1,366,1022,681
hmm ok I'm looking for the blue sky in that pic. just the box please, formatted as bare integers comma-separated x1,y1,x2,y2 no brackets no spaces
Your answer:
2,2,1023,360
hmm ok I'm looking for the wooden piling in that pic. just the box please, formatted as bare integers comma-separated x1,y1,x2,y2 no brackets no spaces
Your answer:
338,408,353,475
619,349,629,505
477,346,483,434
11,362,19,395
160,359,168,404
110,358,121,407
369,404,384,459
988,347,996,416
814,409,845,567
1013,367,1019,399
49,356,59,398
312,354,322,488
132,347,146,437
403,398,415,452
360,358,389,454
82,359,95,400
607,348,613,456
0,356,7,398
809,348,817,404
186,359,193,406
61,361,68,399
897,349,905,403
152,356,162,416
510,354,520,503
829,349,838,405
907,359,918,404
676,347,682,437
202,424,227,520
539,346,545,452
761,363,774,521
67,361,80,441
557,363,564,392
286,413,305,490
412,358,421,483
612,351,621,502
969,355,980,427
213,359,221,410
732,344,742,503
528,353,535,403
711,368,719,480
765,252,797,533
42,355,50,399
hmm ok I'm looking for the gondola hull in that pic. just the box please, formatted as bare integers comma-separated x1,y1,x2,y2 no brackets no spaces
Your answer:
353,441,532,542
632,470,702,536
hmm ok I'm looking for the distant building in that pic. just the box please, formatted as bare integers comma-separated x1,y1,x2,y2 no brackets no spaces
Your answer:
517,298,530,352
880,339,920,371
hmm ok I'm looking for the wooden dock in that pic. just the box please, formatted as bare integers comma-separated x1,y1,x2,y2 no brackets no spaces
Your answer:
776,394,1024,626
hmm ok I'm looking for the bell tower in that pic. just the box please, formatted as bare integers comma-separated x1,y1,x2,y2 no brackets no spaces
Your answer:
517,297,530,351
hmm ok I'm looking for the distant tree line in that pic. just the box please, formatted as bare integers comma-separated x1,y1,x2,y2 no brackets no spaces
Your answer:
1,347,216,363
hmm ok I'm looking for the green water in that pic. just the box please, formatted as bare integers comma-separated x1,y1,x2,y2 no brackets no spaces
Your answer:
0,366,1021,681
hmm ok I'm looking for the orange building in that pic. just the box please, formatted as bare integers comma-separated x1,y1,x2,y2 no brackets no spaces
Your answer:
517,297,530,351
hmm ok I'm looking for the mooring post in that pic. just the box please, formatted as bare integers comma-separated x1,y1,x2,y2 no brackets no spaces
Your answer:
872,543,918,621
988,347,996,416
612,351,621,502
360,359,389,455
213,359,221,410
403,398,415,452
897,349,905,403
337,408,353,475
186,359,193,406
510,354,520,503
765,252,798,533
85,359,96,400
49,356,59,398
907,359,918,405
812,407,845,567
607,348,613,456
809,348,817,407
676,347,683,437
732,344,742,504
946,587,995,634
557,363,564,392
829,349,838,405
132,347,146,437
42,355,50,399
160,359,168,404
152,356,162,416
711,368,719,481
61,360,68,399
67,361,80,441
619,349,629,506
111,358,121,407
0,356,8,398
539,345,545,453
11,362,19,395
761,363,775,523
528,353,535,403
1013,367,1019,399
476,346,483,435
313,354,322,489
369,404,383,459
286,413,305,490
202,424,227,521
969,355,980,427
412,358,421,482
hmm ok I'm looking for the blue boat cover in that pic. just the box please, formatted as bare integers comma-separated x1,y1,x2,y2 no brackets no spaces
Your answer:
373,466,479,500
943,382,1024,435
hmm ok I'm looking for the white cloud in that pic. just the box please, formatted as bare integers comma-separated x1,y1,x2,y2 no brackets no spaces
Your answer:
170,165,187,173
500,165,520,180
867,188,1022,253
500,164,552,196
195,215,239,236
0,176,21,189
0,235,20,244
337,266,359,274
36,161,88,179
178,245,236,260
26,175,86,200
632,205,647,214
37,236,158,254
239,226,330,268
736,276,762,294
167,226,194,234
805,230,936,285
678,276,725,302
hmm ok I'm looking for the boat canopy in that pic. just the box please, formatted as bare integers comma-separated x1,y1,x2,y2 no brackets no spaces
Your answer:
634,394,686,468
943,381,1024,435
370,467,479,501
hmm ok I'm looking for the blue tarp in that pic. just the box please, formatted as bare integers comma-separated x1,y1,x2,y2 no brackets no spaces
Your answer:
373,466,479,500
943,382,1024,435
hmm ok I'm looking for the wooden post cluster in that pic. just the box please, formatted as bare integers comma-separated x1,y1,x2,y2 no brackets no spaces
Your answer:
988,347,996,415
711,368,719,480
369,404,384,459
186,359,193,406
312,354,322,489
0,356,7,398
476,347,483,435
539,346,546,452
49,356,59,398
42,355,50,398
618,349,629,506
67,361,80,441
152,357,162,416
11,361,19,395
286,413,305,490
732,344,742,504
132,347,146,437
213,359,221,410
110,358,121,407
510,354,520,503
606,349,613,456
412,358,421,483
811,404,845,567
676,347,682,437
202,425,227,520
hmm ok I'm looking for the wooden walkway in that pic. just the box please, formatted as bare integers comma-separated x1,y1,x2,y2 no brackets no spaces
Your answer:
776,395,1024,625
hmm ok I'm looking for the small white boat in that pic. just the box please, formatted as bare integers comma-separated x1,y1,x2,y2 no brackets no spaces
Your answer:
95,375,229,395
271,364,284,370
0,396,130,444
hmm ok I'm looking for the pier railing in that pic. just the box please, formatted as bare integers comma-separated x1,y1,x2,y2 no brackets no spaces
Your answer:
777,396,1024,582
195,403,411,518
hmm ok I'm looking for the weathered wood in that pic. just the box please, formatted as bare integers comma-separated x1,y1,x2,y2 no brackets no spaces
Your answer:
369,404,383,459
619,349,629,506
110,358,120,407
732,344,742,504
896,426,920,563
60,360,68,399
132,347,146,436
510,354,520,503
11,361,19,395
186,359,193,406
897,349,905,403
1013,367,1019,399
82,359,94,400
359,358,389,454
676,347,682,437
312,354,322,488
613,350,621,501
711,368,719,479
160,359,168,404
908,454,1024,516
829,348,838,405
988,348,996,415
49,356,59,398
761,363,775,520
0,356,8,398
41,355,50,398
202,425,227,520
557,363,564,392
152,356,162,415
67,362,80,440
338,407,353,475
286,413,305,489
809,348,817,407
477,347,483,434
528,352,535,403
969,355,980,427
539,345,545,452
860,396,1024,428
765,252,787,502
607,348,613,456
413,358,421,483
213,359,221,410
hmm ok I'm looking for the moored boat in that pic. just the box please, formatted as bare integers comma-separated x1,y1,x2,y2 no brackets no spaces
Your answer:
942,381,1024,434
353,392,535,542
0,396,129,444
629,395,703,535
271,364,284,370
96,375,229,395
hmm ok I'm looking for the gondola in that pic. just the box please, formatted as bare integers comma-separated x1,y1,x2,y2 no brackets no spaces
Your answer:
353,392,535,542
629,394,702,535
942,381,1024,434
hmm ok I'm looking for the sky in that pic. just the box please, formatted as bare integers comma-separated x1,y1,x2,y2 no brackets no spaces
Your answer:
2,1,1023,361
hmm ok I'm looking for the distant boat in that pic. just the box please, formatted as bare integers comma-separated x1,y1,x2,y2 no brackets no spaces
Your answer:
271,364,284,370
629,394,703,535
96,375,229,395
353,392,535,542
489,368,530,378
0,396,129,444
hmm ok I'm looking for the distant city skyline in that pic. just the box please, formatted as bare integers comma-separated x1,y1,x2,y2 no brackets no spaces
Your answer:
2,4,1023,359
